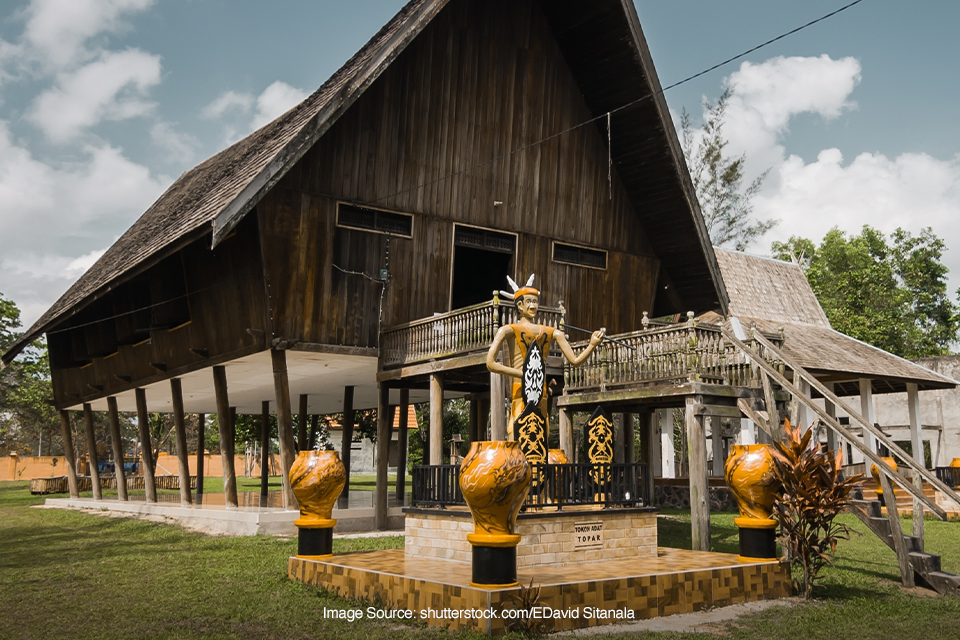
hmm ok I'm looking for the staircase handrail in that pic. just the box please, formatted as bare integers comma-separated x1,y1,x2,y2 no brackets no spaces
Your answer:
720,328,947,519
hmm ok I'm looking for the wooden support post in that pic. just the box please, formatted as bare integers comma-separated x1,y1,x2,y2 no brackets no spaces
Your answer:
169,379,192,505
375,384,391,530
824,383,839,456
298,394,308,452
761,372,781,439
859,378,878,454
429,373,444,465
739,418,756,445
260,401,270,504
710,417,724,478
309,415,319,450
559,408,573,461
196,413,205,500
907,383,925,549
614,414,625,464
624,412,636,464
490,371,505,441
468,394,479,443
878,471,915,588
477,396,490,441
59,411,80,498
340,386,355,507
651,410,663,477
660,409,676,479
797,379,812,429
270,349,299,511
83,403,102,500
213,365,238,508
106,397,128,501
641,412,655,505
686,396,710,551
396,389,409,503
135,389,156,503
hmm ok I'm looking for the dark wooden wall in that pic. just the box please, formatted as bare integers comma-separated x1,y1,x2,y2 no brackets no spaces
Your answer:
50,214,269,407
257,0,661,348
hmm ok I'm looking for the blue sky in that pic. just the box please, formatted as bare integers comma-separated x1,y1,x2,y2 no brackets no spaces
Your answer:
0,0,957,326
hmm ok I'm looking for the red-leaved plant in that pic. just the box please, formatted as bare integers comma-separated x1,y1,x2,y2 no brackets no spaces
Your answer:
771,419,863,598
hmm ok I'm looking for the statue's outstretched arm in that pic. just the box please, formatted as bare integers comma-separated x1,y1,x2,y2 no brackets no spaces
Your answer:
486,325,522,379
555,328,606,366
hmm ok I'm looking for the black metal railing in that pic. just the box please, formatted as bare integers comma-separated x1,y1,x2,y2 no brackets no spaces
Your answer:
411,462,648,510
935,466,960,488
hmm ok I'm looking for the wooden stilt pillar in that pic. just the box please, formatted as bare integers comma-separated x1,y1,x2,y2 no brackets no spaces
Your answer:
859,378,878,454
170,379,193,505
429,374,444,465
624,413,636,464
298,394,308,452
686,396,710,551
652,410,663,478
907,383,925,548
260,401,270,505
213,365,238,508
477,396,490,441
375,383,391,530
135,389,156,503
660,409,676,479
340,386,355,508
83,403,102,500
641,412,655,506
824,383,839,457
468,394,479,444
106,397,128,501
270,349,298,510
59,411,80,498
396,389,409,503
196,413,205,501
710,417,725,478
309,415,319,450
614,414,625,464
559,408,573,461
490,370,505,441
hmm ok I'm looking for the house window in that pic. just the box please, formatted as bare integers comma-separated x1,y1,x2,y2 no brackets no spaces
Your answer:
552,242,607,270
454,225,516,253
337,203,413,237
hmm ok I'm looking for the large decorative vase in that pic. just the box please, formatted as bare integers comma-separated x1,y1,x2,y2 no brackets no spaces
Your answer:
547,449,570,504
289,450,346,559
951,458,960,489
459,441,531,588
725,444,781,560
547,449,570,465
870,457,898,507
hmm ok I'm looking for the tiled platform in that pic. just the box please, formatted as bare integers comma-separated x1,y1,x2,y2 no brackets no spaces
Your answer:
289,547,791,634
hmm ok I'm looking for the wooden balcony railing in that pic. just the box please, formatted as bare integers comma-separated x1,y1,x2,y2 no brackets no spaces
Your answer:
380,296,564,369
564,318,784,392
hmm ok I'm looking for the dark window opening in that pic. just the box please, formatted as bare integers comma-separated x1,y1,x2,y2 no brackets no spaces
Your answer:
337,203,413,237
553,242,607,269
451,246,513,310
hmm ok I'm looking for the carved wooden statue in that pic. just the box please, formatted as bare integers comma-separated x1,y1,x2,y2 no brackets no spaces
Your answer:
486,275,605,471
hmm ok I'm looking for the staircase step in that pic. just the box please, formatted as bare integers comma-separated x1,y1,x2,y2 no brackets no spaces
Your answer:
924,571,960,595
908,551,941,574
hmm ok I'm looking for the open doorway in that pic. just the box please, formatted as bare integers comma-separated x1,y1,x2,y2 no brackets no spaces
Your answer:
450,225,515,310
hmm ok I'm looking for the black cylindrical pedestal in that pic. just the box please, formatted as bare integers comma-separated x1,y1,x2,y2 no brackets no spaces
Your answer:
738,526,777,559
298,526,333,558
471,545,518,587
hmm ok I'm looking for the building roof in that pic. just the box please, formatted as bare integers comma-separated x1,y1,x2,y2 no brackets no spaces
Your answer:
713,249,958,394
4,0,727,364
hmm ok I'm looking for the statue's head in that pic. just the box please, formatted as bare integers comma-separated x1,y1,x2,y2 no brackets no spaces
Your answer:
515,291,539,319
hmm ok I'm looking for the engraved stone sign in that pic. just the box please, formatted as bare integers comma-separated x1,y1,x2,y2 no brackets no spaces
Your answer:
573,520,604,550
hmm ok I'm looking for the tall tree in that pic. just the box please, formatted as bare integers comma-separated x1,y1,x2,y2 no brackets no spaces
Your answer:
772,227,960,359
681,88,777,250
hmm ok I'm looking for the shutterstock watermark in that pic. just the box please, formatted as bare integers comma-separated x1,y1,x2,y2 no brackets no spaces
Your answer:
322,606,635,621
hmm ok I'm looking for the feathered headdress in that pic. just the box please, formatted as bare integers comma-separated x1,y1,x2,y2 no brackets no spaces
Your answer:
501,274,538,300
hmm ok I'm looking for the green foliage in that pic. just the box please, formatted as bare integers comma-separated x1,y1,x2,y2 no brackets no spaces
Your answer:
681,88,777,251
772,226,960,358
409,398,470,467
0,291,21,354
771,419,863,599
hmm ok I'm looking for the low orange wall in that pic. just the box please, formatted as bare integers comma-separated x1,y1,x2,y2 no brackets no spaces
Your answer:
2,452,281,481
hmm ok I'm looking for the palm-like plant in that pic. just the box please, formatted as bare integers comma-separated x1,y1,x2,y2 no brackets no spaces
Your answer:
771,419,863,598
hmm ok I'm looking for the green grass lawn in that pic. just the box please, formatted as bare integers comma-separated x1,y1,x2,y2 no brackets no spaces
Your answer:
74,474,408,499
2,481,959,639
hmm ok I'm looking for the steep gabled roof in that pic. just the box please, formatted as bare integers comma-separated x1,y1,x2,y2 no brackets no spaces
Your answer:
4,0,726,364
714,249,957,393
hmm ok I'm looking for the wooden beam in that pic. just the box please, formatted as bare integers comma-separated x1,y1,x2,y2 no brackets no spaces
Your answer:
709,416,724,478
59,411,79,498
625,412,636,465
375,383,390,530
859,378,879,454
686,396,710,551
824,383,839,456
429,374,444,465
169,379,193,505
212,365,238,508
106,397,128,501
660,409,676,479
760,372,781,439
878,471,915,588
260,400,270,505
270,349,298,510
559,408,573,461
196,413,205,501
135,389,156,503
907,383,925,549
377,351,488,382
340,386,355,508
298,394,308,452
736,398,775,438
396,389,409,502
83,403,102,500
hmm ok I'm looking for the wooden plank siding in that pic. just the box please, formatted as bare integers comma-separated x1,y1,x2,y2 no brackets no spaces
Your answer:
50,214,269,407
257,0,660,349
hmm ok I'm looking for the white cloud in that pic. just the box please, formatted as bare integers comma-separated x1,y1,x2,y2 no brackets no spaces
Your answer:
711,55,960,296
0,121,167,326
250,81,307,129
22,0,155,72
150,121,198,163
28,48,161,142
200,90,253,119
